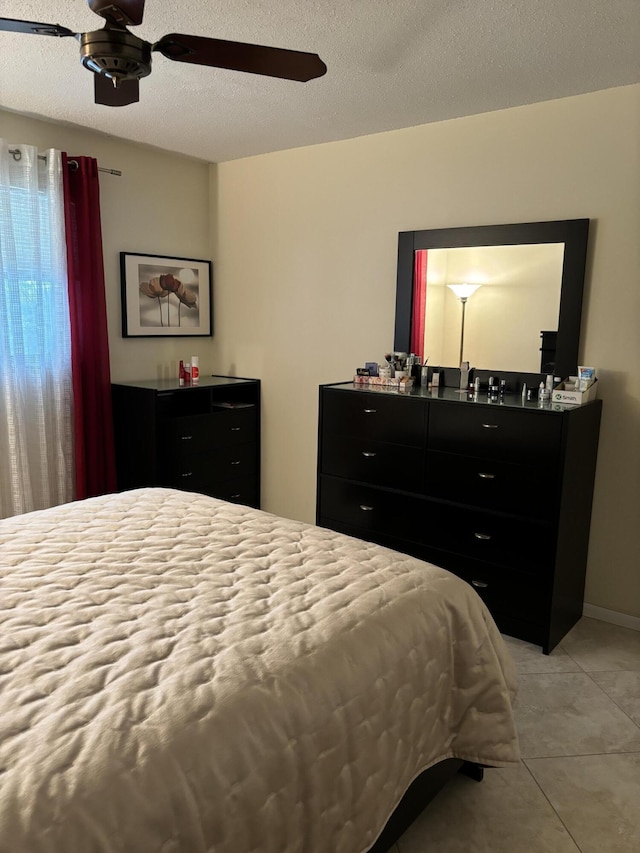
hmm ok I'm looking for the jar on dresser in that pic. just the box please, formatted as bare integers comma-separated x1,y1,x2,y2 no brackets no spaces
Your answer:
316,381,602,653
112,375,260,508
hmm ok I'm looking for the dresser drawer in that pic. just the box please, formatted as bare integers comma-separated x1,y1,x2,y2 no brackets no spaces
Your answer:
167,443,257,489
423,503,554,574
322,434,424,491
166,407,256,456
322,390,426,447
319,476,425,543
429,402,561,464
453,561,549,626
208,475,258,507
425,450,557,519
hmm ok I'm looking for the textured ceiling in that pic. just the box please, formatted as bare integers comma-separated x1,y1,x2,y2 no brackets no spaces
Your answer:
1,1,639,163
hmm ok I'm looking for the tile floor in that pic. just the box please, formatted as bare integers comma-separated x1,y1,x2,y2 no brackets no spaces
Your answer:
393,617,640,853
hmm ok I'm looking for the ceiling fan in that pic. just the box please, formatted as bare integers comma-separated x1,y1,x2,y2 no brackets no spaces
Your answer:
0,0,327,106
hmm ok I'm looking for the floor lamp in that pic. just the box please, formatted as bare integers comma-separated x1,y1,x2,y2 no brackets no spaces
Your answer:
446,283,482,365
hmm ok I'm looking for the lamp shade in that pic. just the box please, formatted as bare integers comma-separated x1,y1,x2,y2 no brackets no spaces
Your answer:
447,283,482,300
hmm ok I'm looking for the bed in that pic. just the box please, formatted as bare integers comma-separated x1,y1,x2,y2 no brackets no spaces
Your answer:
0,487,519,852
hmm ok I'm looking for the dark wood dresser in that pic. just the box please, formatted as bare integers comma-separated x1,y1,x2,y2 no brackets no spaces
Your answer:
112,375,260,508
316,382,602,653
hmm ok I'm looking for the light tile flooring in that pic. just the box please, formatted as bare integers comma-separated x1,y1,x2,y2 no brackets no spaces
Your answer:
394,617,640,853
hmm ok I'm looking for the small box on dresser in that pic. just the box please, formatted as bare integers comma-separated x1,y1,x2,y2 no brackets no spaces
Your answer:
316,382,602,653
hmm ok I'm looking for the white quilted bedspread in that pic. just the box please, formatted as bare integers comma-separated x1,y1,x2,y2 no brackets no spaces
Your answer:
0,488,519,853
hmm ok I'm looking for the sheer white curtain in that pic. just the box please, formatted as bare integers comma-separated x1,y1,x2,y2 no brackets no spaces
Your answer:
0,140,74,517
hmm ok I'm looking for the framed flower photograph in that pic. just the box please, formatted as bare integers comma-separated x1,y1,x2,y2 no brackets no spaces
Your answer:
120,252,213,337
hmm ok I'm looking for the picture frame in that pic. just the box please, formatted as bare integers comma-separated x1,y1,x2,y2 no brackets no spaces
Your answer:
120,252,213,337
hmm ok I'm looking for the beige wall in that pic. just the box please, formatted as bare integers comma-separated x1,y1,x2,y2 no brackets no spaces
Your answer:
214,85,640,619
1,109,213,380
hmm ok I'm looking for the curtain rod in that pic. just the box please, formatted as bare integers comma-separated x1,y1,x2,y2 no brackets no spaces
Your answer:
8,148,122,177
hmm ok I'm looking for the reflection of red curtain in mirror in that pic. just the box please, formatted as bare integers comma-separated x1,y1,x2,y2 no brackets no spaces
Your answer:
410,250,428,358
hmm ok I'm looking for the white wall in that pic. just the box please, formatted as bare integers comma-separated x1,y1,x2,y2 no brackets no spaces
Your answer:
1,110,214,380
213,85,640,619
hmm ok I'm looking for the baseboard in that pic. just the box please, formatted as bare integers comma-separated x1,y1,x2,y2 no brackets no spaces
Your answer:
583,603,640,633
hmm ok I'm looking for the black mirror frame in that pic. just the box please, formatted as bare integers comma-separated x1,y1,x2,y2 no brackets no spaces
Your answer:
394,219,590,379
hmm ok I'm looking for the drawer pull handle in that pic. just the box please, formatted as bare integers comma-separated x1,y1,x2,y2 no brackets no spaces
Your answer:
363,408,377,414
181,435,193,440
362,451,377,458
481,423,499,429
231,460,241,466
471,580,489,589
181,472,193,478
478,472,496,480
474,532,492,540
359,504,374,511
230,427,241,432
230,493,241,499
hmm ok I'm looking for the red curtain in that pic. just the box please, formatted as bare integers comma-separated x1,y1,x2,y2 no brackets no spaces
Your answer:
62,154,117,499
410,249,428,358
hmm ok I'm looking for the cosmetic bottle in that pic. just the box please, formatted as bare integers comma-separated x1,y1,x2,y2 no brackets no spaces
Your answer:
538,381,551,403
179,360,185,387
420,365,429,388
184,362,191,385
499,379,506,399
191,356,199,385
459,361,470,391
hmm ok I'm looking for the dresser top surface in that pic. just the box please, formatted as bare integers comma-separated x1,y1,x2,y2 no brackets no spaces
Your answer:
112,375,257,393
322,381,599,415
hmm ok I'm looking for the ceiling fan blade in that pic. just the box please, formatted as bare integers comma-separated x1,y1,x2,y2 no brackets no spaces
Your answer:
94,73,139,106
88,1,145,27
154,34,327,82
0,17,76,37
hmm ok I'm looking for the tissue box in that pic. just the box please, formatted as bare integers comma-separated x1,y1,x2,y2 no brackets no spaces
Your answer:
552,378,598,406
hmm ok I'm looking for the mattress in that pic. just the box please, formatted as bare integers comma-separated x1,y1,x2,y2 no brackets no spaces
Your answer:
0,487,519,852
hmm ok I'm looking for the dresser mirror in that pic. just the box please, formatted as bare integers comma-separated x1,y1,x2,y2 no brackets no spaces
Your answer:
394,219,590,378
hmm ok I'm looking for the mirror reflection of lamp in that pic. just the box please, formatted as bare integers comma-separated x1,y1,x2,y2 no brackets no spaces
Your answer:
446,283,482,366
